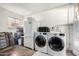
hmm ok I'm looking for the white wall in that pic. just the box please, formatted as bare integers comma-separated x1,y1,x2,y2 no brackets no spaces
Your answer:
0,7,24,32
0,8,8,32
69,24,73,50
31,5,74,27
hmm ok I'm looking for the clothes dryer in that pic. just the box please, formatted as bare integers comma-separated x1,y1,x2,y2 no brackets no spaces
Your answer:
47,32,66,56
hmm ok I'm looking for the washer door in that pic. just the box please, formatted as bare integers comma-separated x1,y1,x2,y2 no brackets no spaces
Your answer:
48,37,64,51
35,35,46,47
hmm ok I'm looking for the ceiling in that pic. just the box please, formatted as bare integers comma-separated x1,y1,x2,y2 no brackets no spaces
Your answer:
0,3,68,16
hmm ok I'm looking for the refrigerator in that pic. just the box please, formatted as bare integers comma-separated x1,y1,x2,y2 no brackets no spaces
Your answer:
24,17,39,49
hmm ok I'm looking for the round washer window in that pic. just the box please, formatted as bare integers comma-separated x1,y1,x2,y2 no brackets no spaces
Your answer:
48,37,64,51
35,35,46,47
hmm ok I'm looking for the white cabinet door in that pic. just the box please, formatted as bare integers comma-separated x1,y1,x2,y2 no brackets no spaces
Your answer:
24,36,34,49
24,21,33,37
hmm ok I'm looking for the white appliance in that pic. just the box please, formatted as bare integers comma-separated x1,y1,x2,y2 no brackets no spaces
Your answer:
34,32,48,53
47,32,66,56
72,21,79,56
24,17,39,49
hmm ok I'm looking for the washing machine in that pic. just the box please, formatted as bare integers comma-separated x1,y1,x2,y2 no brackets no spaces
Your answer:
34,32,48,53
47,32,66,56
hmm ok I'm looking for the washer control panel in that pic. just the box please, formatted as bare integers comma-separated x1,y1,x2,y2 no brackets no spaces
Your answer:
43,33,47,35
39,32,47,35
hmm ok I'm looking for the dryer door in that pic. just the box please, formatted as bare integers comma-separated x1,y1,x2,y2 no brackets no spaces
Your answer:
48,37,64,51
35,35,46,47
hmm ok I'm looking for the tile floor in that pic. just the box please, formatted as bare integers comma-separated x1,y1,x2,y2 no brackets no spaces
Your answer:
0,46,35,56
66,50,75,56
0,45,76,56
33,51,50,56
